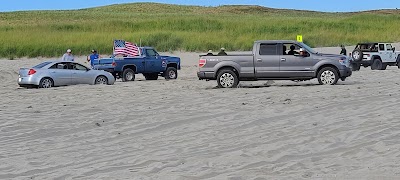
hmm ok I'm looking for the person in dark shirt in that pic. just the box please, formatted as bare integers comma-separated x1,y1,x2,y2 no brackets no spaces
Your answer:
218,48,227,56
340,45,347,55
288,45,299,55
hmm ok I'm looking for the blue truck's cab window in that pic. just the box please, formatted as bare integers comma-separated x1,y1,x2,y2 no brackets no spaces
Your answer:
146,49,159,57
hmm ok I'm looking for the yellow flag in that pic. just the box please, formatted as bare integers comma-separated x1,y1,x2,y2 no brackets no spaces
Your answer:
297,35,303,42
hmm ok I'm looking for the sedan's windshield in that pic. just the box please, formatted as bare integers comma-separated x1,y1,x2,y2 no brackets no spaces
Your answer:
299,43,318,54
33,61,52,69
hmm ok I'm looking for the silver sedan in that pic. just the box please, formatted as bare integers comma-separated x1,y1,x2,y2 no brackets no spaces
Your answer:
18,61,115,88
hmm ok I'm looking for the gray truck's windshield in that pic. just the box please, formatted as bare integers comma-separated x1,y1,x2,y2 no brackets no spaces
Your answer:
299,43,318,54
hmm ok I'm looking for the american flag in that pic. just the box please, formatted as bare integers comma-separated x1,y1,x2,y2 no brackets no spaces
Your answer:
113,40,139,56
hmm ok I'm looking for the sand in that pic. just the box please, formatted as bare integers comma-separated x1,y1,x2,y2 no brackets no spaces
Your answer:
0,46,400,179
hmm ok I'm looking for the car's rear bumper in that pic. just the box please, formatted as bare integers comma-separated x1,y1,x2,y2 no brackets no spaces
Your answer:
18,76,40,86
197,71,215,80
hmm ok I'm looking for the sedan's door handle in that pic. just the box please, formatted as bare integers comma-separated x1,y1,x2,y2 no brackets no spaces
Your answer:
51,71,56,73
256,58,262,62
281,58,286,62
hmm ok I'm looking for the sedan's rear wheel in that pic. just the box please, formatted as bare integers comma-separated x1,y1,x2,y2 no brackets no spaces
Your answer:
39,78,53,88
95,76,108,85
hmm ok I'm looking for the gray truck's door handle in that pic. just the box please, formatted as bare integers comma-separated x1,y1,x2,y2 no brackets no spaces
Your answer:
281,58,286,61
257,58,262,62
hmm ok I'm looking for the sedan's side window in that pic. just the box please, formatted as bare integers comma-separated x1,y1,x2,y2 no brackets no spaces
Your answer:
49,63,68,69
72,63,88,71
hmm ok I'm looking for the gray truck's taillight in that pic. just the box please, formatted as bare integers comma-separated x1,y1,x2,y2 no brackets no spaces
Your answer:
199,59,206,68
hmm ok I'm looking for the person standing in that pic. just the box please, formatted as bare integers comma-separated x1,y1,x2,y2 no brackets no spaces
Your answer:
62,49,74,61
88,49,99,68
340,45,347,55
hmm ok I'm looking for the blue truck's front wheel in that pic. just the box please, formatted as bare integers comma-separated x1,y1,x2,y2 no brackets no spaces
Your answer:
165,67,178,79
122,68,135,82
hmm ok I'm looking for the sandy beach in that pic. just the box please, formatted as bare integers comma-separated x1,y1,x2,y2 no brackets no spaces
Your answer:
1,46,400,179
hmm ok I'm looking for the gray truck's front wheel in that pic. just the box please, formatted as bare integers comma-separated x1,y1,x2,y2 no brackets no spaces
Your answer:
217,69,239,88
317,67,339,85
122,68,135,82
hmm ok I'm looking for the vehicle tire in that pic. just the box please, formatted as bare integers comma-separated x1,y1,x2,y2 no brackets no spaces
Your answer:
164,67,178,79
38,77,54,88
217,69,239,88
317,67,339,85
371,59,383,70
122,68,135,82
351,63,361,71
397,56,400,69
95,75,108,85
351,49,363,62
144,73,159,80
381,63,387,70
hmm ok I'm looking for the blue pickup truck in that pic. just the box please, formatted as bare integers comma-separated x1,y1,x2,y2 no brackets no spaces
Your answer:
93,47,181,81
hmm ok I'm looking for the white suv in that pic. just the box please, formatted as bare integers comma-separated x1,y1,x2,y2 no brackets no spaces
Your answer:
351,43,400,70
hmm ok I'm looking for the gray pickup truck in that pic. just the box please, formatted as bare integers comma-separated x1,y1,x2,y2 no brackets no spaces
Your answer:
197,40,352,88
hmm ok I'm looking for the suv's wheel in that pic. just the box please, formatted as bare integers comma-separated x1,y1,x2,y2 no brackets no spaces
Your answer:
317,67,339,85
217,69,239,88
352,49,363,62
165,67,178,79
144,73,159,80
122,68,135,81
352,63,361,71
371,59,383,70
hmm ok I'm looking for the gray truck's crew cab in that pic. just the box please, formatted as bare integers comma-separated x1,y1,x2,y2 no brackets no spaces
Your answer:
197,40,352,88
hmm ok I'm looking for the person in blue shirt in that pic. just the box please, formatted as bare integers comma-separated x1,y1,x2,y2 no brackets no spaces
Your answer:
87,49,99,68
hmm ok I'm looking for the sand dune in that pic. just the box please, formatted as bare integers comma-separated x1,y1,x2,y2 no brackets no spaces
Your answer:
1,47,400,179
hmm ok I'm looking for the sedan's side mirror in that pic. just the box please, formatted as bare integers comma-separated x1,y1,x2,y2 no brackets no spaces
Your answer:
393,47,396,52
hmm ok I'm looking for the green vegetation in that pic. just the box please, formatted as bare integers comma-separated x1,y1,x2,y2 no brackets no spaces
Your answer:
1,3,400,58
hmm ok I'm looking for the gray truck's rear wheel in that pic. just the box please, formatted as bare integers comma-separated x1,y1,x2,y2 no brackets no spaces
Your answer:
217,69,239,88
144,73,159,80
317,67,339,85
371,59,383,70
122,68,135,82
165,67,178,79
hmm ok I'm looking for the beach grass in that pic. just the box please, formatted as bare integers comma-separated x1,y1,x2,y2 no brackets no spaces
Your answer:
1,3,400,58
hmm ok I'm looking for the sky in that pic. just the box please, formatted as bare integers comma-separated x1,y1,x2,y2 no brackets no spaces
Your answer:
1,0,400,12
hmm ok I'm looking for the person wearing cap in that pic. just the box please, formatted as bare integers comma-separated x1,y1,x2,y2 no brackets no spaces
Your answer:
206,50,214,56
62,49,74,61
299,48,307,56
217,48,227,56
88,49,99,68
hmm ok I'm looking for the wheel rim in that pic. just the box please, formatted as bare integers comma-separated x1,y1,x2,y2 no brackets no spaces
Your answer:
353,51,360,59
41,79,52,88
219,73,235,88
168,70,176,79
96,77,107,84
126,72,133,80
320,70,336,85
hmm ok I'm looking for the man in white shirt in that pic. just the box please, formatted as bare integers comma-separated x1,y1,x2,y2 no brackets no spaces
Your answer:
62,49,74,61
